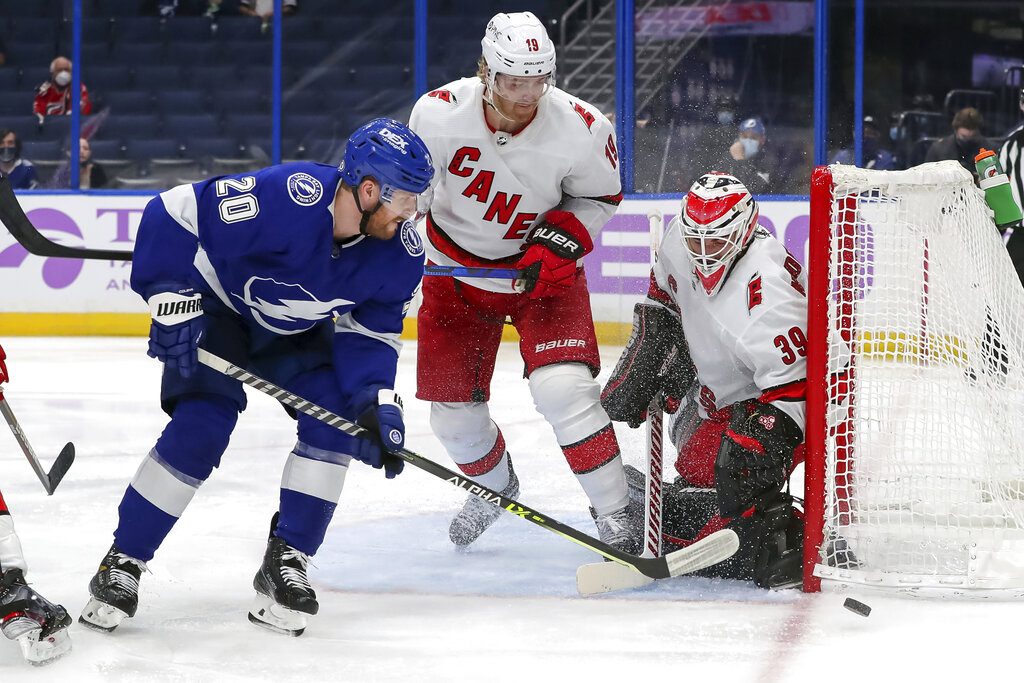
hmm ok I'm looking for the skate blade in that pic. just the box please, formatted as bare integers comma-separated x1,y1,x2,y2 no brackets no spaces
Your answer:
78,597,129,633
248,594,307,637
19,628,72,666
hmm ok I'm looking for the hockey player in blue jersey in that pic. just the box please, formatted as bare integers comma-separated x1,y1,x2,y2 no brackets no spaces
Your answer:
79,118,434,637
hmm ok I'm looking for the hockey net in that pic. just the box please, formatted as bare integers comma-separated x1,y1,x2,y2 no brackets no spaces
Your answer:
803,161,1024,596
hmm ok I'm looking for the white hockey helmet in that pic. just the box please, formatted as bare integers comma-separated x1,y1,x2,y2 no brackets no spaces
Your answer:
678,172,759,296
481,11,556,100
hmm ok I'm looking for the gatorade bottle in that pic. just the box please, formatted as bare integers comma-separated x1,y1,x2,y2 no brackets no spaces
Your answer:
975,148,1023,232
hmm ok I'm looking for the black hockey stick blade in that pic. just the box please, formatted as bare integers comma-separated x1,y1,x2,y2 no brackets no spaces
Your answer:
46,442,76,493
196,348,740,580
0,174,133,261
0,394,76,495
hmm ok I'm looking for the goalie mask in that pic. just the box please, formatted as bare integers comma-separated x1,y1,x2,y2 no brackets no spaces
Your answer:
679,172,759,296
481,12,556,108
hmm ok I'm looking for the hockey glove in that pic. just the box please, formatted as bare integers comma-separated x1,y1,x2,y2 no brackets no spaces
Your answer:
714,400,803,518
146,287,205,378
514,210,594,298
0,342,7,387
601,302,695,428
353,388,406,479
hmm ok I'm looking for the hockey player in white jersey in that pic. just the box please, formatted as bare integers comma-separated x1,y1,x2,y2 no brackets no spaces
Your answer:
78,119,434,636
602,173,806,588
0,344,72,665
409,12,641,552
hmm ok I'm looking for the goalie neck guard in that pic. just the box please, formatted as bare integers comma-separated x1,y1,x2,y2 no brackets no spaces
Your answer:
679,172,759,296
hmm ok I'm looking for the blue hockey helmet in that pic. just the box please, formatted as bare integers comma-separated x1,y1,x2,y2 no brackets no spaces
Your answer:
339,118,434,197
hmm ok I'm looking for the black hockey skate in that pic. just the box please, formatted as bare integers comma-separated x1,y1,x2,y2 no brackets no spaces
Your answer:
248,520,318,637
1,568,72,665
79,543,146,633
449,461,520,547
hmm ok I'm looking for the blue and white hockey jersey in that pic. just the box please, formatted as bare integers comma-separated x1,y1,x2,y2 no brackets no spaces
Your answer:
130,161,425,404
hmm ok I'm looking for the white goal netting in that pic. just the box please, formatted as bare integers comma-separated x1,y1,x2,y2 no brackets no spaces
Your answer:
812,160,1024,595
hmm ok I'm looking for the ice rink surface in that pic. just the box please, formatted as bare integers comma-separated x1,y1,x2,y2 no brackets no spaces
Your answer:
1,337,1022,681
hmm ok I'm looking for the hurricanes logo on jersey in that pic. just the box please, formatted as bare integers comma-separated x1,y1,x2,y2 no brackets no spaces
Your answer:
287,173,323,206
747,275,763,311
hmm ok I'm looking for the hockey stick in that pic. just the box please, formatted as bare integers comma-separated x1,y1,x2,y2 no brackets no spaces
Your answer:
643,210,665,561
576,212,670,595
0,391,75,495
195,347,739,580
423,264,520,279
0,175,134,261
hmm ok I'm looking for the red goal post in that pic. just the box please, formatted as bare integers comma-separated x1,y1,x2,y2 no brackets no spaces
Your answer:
803,161,1024,596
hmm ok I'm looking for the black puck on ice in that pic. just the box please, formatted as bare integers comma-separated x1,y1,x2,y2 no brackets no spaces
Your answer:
843,597,871,617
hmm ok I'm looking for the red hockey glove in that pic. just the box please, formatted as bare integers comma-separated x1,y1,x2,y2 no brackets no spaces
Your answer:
0,343,7,386
514,211,594,298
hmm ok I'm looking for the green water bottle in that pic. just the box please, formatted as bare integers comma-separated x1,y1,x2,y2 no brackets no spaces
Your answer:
975,148,1023,230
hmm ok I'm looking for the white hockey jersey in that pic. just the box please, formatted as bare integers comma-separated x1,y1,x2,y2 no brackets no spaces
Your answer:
651,220,808,430
409,77,622,293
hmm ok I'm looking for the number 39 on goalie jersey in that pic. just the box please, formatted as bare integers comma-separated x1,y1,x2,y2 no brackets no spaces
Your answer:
648,219,808,431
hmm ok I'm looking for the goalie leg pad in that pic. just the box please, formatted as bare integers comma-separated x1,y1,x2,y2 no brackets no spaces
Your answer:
714,400,802,518
601,303,695,428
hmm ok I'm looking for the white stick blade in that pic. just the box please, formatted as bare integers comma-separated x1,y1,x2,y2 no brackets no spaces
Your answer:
665,528,740,577
576,563,655,596
576,528,741,595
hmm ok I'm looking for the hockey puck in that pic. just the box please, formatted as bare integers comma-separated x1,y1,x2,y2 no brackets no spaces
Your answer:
843,597,871,617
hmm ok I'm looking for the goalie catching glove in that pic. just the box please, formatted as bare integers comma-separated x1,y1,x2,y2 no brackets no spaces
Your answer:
715,399,803,518
146,286,205,378
601,303,695,428
351,388,406,479
514,210,593,298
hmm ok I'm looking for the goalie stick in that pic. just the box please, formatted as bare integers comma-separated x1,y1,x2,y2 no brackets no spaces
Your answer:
0,174,133,261
0,391,75,495
195,347,739,580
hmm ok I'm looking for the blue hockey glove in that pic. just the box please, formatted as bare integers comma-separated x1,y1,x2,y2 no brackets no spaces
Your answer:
354,389,406,479
146,287,205,378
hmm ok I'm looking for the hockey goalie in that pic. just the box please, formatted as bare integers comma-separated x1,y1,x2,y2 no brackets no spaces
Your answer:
601,173,806,589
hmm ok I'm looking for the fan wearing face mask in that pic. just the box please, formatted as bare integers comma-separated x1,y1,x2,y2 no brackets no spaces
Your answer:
32,56,92,120
711,117,774,195
924,106,991,178
0,129,39,190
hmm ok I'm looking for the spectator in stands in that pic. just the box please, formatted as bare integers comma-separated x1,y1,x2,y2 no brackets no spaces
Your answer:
0,130,39,190
710,117,774,195
33,57,92,120
998,88,1024,214
77,138,108,190
690,95,741,179
240,0,297,19
830,116,895,170
924,107,988,178
0,33,7,68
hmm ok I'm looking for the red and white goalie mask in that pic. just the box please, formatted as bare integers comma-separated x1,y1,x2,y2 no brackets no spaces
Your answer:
679,172,759,296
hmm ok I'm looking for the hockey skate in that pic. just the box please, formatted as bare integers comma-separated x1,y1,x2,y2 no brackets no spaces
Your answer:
449,462,520,547
79,543,146,633
1,568,72,665
591,497,643,556
248,534,318,637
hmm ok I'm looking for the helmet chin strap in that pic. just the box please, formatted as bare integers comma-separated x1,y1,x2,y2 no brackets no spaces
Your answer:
350,185,384,236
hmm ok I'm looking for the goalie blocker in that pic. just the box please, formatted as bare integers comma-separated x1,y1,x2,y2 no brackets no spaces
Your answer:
601,302,696,428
